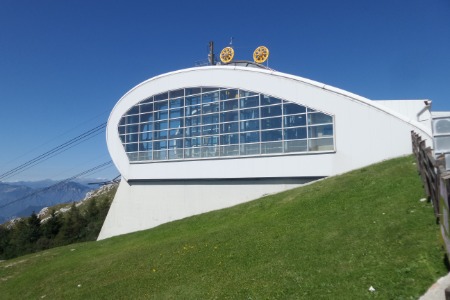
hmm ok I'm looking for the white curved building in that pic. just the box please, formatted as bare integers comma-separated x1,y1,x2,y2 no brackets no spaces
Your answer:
98,63,432,240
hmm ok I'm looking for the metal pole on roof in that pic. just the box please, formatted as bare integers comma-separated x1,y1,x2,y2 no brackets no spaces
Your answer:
208,41,215,65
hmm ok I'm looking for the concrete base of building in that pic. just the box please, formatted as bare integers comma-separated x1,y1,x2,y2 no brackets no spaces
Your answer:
97,177,320,240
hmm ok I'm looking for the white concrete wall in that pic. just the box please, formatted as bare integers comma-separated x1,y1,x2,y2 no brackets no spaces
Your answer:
376,99,431,126
98,177,314,240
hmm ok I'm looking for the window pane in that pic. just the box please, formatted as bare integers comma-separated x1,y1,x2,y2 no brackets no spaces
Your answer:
170,98,184,108
220,111,238,122
261,141,283,154
125,115,139,125
284,114,306,127
202,135,219,146
185,137,201,147
261,130,282,141
202,102,219,114
153,140,167,150
126,106,139,115
261,117,282,130
154,130,168,140
240,108,259,120
433,119,450,135
185,105,201,116
221,122,239,133
154,100,168,111
153,150,167,160
185,126,201,137
220,99,238,111
169,119,183,129
154,110,168,120
435,136,450,153
202,92,219,103
284,127,307,140
308,124,333,138
141,96,153,104
140,130,153,141
240,143,260,155
125,143,138,152
220,145,240,157
202,147,217,157
220,134,239,145
240,131,260,143
186,95,201,106
139,142,153,151
283,103,306,115
185,116,201,126
141,103,154,113
240,96,259,108
261,95,281,106
184,147,201,158
202,87,220,93
127,152,139,161
168,149,184,159
220,89,238,100
169,128,183,138
140,112,153,123
261,105,282,117
202,113,219,124
308,112,332,125
239,90,257,97
118,126,126,134
125,134,139,143
154,120,168,130
309,138,334,151
202,124,219,135
240,120,259,131
138,151,152,161
170,108,184,119
154,92,168,101
140,122,152,132
127,124,139,133
284,140,307,153
185,88,201,96
168,139,184,149
170,89,184,98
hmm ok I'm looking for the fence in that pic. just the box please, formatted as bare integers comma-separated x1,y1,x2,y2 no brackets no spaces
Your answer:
412,131,450,265
411,131,443,221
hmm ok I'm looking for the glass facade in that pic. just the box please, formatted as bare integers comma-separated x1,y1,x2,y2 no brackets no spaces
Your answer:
118,87,335,162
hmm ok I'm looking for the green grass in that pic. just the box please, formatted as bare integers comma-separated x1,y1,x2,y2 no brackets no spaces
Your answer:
0,156,447,299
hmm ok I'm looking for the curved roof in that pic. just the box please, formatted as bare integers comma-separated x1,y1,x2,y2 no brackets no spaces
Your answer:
113,65,429,134
107,65,432,181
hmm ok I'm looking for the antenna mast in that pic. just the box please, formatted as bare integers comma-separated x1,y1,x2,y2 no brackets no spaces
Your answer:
208,41,216,65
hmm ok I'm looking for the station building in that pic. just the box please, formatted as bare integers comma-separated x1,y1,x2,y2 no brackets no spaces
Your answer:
98,59,433,240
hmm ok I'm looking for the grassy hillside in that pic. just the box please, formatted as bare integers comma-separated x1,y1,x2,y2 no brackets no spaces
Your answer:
0,156,447,299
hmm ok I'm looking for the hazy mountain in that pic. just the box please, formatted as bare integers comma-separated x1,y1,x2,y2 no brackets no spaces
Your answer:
0,181,94,223
7,178,106,189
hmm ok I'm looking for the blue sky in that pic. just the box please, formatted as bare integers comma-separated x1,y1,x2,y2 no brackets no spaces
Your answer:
0,0,449,181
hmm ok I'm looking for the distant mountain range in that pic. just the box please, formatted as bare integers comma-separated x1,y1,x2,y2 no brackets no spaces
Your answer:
0,180,96,224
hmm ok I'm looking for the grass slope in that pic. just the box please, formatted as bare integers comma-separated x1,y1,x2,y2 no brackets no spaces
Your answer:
0,156,447,299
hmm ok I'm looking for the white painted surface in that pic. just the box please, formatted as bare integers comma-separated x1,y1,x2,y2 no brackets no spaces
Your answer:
98,178,313,240
376,99,431,124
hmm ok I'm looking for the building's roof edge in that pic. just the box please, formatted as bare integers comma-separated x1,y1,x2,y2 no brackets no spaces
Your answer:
113,65,432,137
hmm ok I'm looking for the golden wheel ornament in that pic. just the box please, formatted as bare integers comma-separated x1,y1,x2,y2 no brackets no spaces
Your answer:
220,47,234,63
253,46,269,63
